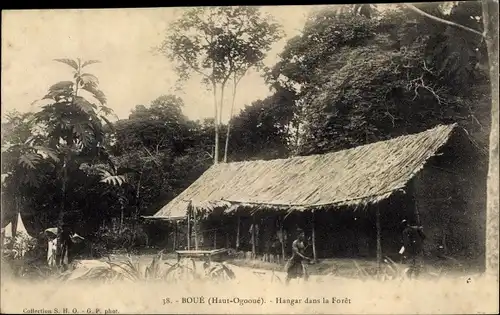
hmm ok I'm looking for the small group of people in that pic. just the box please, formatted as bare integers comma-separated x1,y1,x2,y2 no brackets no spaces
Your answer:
282,219,427,283
44,226,85,269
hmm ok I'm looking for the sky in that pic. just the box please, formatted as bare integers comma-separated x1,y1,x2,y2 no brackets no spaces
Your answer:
1,6,321,123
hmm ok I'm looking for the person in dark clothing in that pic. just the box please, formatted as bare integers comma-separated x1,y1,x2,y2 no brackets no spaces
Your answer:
284,228,312,285
400,219,426,278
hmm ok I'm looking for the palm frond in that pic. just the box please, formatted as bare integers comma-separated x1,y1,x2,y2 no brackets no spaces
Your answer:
100,175,127,186
54,59,79,70
108,259,142,281
79,73,99,85
98,105,114,116
78,90,103,107
23,171,40,187
145,251,165,279
25,134,48,146
74,96,98,114
49,81,74,92
43,81,74,101
33,146,60,162
81,83,107,105
82,60,101,68
73,123,94,148
19,153,41,169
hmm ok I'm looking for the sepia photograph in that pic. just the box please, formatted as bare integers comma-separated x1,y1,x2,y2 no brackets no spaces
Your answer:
1,2,499,314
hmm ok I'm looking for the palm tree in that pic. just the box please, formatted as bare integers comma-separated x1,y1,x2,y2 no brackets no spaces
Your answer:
31,58,116,267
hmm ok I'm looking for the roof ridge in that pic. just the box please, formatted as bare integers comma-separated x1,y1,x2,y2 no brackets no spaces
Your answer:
215,123,457,167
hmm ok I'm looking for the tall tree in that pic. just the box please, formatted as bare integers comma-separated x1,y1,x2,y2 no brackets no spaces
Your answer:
32,58,114,266
481,0,498,280
111,96,213,220
266,3,489,155
1,111,59,240
157,6,283,164
227,88,296,161
404,0,498,279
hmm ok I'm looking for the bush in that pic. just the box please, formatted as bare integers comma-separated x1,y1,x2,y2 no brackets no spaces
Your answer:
2,231,37,259
95,223,149,254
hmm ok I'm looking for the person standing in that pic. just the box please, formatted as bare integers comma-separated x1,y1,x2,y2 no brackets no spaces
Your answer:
47,235,57,267
400,219,426,278
284,228,312,285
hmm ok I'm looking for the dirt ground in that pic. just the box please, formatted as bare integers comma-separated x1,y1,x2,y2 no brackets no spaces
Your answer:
101,250,478,280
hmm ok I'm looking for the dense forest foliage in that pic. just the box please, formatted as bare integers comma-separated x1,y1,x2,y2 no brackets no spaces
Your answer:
1,2,491,254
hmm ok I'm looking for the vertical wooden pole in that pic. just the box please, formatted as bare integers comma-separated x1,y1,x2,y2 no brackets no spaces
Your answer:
187,204,191,250
412,177,424,257
412,177,422,226
376,205,382,275
280,217,286,263
312,210,317,261
194,208,199,250
213,228,217,249
173,221,177,251
236,215,240,250
251,215,256,259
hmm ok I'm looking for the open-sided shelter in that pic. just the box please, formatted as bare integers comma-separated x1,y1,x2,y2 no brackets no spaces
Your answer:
146,124,486,267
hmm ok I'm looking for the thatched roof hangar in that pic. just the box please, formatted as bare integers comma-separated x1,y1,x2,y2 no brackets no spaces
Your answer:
149,124,458,220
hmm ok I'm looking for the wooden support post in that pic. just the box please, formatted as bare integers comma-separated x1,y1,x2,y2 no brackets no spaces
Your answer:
187,205,191,251
236,215,241,250
312,210,317,261
411,176,424,257
173,221,177,251
376,205,382,275
213,229,217,249
280,217,286,263
193,208,199,250
412,176,422,226
251,215,256,259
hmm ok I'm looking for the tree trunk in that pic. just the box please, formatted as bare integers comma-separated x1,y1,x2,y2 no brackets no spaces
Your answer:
56,160,67,267
218,83,227,162
404,0,499,278
133,172,143,231
213,81,220,165
11,197,19,241
223,78,239,163
482,0,499,278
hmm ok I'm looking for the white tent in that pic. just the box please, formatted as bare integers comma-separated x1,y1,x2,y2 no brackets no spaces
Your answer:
3,213,28,238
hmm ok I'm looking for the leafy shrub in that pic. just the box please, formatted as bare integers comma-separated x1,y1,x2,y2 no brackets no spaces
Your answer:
2,231,37,259
94,223,149,254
